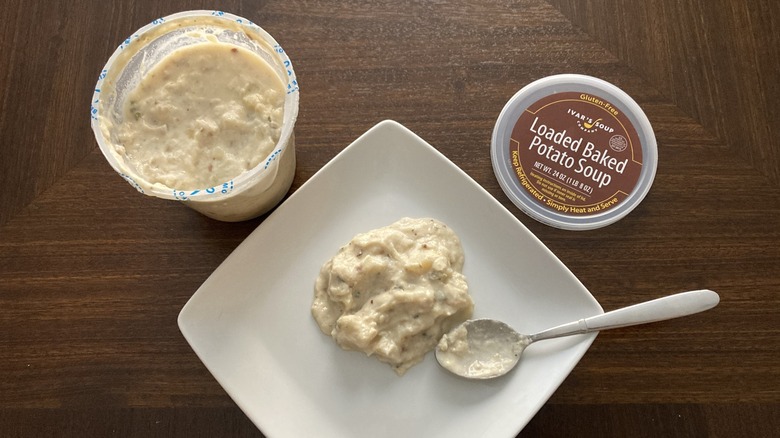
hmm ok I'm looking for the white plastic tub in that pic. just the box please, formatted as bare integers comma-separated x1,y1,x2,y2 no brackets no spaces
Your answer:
91,10,300,221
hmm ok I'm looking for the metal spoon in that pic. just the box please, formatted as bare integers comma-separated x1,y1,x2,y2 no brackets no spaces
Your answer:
435,289,720,379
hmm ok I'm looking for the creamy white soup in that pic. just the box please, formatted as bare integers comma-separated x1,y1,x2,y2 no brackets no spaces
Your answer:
312,218,474,375
115,41,284,190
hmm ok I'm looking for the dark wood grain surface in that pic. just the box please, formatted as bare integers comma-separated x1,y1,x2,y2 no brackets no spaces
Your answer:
1,1,778,437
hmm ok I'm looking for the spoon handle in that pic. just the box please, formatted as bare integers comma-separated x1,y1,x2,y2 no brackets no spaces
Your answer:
529,289,720,342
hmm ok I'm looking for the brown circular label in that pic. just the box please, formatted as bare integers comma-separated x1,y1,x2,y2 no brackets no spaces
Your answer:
509,92,643,216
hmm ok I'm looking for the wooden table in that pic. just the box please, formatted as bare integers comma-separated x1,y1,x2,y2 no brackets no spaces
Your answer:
2,1,778,436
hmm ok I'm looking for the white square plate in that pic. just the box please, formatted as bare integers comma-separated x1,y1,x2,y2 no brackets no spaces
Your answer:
178,120,603,438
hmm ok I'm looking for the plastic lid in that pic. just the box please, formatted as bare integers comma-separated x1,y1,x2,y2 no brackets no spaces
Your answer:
491,74,657,230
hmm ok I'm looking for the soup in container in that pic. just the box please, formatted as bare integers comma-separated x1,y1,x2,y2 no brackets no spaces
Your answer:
91,10,299,221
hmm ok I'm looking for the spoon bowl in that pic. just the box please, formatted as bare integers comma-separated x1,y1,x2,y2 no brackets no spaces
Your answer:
435,289,720,379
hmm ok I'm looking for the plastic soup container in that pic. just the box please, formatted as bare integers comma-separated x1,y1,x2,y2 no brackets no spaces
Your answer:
491,75,657,230
91,10,300,222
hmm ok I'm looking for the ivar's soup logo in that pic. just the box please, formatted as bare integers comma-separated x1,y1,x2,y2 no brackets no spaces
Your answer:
567,96,628,152
567,108,615,134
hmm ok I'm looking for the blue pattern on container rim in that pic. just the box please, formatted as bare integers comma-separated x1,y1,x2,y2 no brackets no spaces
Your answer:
119,34,140,50
172,180,235,201
119,173,145,194
90,98,99,120
264,148,283,169
221,180,235,194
